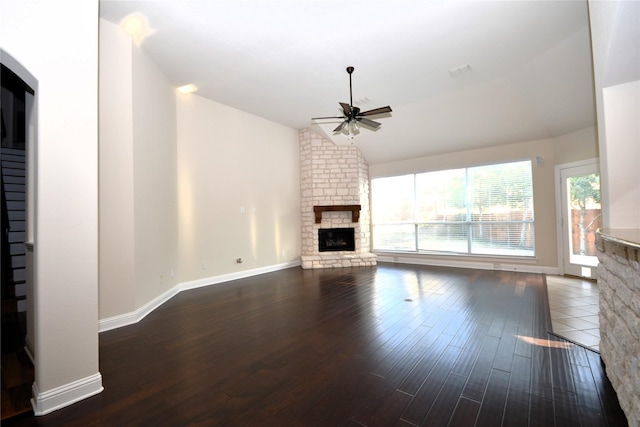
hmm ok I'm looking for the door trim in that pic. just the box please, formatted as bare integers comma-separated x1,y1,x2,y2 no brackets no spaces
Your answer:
554,158,600,276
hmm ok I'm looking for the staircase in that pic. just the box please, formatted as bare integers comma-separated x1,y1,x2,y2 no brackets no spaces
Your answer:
1,147,27,320
1,64,35,421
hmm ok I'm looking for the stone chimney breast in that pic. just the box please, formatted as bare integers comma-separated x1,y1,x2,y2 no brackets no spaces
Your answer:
299,129,376,269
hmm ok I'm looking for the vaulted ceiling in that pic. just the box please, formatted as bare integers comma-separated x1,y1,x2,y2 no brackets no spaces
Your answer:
100,0,596,164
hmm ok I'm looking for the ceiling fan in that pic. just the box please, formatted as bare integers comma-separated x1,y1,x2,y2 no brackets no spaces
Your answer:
312,66,392,138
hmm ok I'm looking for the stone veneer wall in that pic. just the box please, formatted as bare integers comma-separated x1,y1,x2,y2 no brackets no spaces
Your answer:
596,232,640,426
299,129,376,269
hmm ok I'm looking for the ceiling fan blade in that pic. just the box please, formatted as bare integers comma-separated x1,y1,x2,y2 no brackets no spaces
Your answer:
333,121,348,133
339,102,351,116
312,116,345,120
358,106,392,116
357,118,381,128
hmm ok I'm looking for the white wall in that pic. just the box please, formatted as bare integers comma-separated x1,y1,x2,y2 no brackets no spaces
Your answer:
99,19,136,318
588,0,640,229
98,19,299,326
176,94,300,283
0,0,102,414
553,126,599,165
603,81,640,227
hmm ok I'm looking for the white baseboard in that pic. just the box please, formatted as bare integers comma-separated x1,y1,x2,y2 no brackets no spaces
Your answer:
180,260,301,291
99,260,301,333
375,253,559,275
31,373,103,416
98,285,181,332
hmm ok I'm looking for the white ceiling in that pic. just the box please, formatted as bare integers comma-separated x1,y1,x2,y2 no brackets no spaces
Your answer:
100,0,596,164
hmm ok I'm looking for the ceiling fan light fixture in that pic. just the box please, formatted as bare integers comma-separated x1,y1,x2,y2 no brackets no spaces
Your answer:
311,66,392,137
342,120,360,140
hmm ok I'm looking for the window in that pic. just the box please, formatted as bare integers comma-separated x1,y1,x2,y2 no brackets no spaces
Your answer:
372,160,534,257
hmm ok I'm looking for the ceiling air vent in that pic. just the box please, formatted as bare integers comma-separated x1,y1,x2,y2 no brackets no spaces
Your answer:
448,64,472,77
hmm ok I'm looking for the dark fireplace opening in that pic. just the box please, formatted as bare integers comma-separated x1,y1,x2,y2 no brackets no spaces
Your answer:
318,228,355,252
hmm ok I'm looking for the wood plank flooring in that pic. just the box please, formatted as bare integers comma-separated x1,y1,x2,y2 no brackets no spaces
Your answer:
3,264,627,426
1,312,33,421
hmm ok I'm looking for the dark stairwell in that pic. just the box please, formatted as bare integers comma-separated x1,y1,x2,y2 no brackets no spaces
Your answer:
1,63,34,421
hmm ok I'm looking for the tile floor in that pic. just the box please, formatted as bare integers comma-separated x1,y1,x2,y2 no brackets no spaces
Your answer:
546,275,600,352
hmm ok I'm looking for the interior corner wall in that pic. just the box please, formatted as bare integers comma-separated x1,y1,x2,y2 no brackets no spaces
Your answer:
0,0,102,405
602,80,640,228
588,0,640,230
357,149,373,251
553,126,599,165
99,19,136,319
176,94,301,284
131,36,179,308
98,18,179,318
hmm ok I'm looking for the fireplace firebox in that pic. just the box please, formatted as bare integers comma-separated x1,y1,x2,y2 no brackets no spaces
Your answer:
318,228,355,252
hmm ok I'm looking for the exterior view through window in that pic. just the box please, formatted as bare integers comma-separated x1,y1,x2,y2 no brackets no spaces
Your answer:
372,160,535,256
567,172,601,266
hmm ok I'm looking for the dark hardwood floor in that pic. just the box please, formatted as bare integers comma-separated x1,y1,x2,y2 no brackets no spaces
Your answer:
3,264,627,426
1,311,34,421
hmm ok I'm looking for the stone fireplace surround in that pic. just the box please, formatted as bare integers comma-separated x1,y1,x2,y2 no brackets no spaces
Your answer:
299,129,376,269
596,229,640,425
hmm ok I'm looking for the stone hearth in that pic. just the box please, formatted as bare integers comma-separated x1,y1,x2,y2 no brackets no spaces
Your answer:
299,129,376,269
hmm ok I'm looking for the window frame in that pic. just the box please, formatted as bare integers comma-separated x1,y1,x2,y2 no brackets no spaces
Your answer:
371,160,535,258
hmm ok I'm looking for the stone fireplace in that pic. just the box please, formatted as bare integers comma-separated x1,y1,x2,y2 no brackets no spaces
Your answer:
299,129,376,269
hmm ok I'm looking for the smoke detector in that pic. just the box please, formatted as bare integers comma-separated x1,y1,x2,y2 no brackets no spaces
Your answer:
448,64,472,77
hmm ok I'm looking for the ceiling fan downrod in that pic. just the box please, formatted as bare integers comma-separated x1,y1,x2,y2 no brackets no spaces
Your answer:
347,66,354,112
